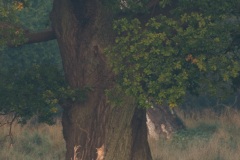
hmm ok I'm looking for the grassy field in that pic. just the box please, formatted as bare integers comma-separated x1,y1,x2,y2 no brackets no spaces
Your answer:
1,108,240,160
149,108,240,160
0,119,65,160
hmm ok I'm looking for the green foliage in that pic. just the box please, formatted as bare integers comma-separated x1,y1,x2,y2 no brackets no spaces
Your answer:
17,0,52,31
0,0,58,124
0,47,88,124
107,1,240,107
1,0,240,122
0,1,27,46
0,0,89,124
177,0,240,17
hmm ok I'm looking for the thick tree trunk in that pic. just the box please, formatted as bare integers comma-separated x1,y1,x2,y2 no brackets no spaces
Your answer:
50,0,152,160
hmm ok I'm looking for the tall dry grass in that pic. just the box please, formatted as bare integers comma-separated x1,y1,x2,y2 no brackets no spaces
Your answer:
1,108,240,160
0,119,65,160
149,108,240,160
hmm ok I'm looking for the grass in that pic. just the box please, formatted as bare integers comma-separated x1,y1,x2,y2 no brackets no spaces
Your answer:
149,108,240,160
1,108,240,160
0,119,65,160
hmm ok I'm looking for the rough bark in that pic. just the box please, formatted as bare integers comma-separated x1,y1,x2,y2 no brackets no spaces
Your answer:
50,0,152,160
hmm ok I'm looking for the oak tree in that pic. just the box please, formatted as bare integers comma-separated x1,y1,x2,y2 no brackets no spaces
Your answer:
1,0,240,159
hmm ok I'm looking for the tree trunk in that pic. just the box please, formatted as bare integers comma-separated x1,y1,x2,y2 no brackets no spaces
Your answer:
50,0,152,160
147,104,185,140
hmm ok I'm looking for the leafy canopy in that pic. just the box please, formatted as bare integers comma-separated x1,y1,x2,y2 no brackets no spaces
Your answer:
106,0,240,107
0,0,240,123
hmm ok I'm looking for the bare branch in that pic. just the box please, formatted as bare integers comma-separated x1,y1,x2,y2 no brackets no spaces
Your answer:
0,113,18,146
6,114,17,145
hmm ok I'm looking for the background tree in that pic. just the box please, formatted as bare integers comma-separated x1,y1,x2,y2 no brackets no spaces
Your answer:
1,0,240,160
0,0,64,124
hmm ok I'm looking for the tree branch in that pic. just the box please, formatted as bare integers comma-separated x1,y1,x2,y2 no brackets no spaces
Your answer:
25,29,56,44
0,22,56,47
